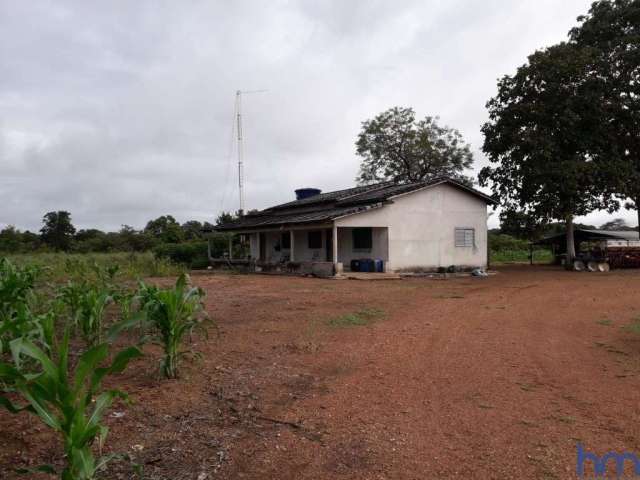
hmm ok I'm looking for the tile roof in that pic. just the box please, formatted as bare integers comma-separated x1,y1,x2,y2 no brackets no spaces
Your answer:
215,176,495,231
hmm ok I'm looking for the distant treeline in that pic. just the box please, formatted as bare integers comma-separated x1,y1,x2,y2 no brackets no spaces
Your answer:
0,210,243,268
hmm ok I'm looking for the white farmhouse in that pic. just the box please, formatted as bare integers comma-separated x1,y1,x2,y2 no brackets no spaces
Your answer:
215,177,495,274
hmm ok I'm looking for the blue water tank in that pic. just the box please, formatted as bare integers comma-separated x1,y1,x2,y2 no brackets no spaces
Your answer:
295,188,322,200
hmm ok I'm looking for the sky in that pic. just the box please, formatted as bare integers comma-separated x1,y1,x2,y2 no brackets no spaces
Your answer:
1,0,635,232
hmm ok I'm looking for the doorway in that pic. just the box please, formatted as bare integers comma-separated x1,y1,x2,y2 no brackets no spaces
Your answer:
259,232,266,261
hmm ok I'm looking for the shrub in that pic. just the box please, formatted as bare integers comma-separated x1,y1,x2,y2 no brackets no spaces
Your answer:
488,233,552,263
154,242,210,269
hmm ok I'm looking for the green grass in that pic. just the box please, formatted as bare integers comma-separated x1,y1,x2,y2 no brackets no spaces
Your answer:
556,415,577,424
6,252,185,282
596,318,612,326
623,317,640,335
490,248,553,264
328,308,385,328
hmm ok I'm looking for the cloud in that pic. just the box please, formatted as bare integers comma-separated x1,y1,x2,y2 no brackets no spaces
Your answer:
3,0,629,232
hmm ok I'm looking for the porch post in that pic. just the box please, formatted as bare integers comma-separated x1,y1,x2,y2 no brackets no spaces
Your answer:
332,224,338,264
256,232,260,261
228,235,233,260
290,230,295,261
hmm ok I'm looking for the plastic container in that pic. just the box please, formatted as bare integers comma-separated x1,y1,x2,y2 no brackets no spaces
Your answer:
350,259,361,272
360,259,374,272
375,259,384,272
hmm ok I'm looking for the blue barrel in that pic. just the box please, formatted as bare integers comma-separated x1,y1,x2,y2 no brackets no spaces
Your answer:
361,259,374,272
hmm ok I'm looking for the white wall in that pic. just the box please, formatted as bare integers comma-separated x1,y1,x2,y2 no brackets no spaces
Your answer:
335,184,488,270
337,227,388,267
292,229,328,262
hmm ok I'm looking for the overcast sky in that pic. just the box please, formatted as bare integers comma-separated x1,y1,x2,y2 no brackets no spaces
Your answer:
2,0,634,232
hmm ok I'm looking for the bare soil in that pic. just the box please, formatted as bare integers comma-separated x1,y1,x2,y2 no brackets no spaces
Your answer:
2,265,640,479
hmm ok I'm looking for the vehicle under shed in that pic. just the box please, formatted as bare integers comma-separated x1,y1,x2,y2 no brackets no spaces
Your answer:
534,229,640,269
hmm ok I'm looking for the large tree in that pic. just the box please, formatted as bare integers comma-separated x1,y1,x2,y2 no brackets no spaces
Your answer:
480,42,621,262
570,0,640,231
181,220,204,241
355,107,473,184
40,211,76,251
144,215,184,243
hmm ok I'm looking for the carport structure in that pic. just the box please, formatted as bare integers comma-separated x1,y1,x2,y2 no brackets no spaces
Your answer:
533,229,640,265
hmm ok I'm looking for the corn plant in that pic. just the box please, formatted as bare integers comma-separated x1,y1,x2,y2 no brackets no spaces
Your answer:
0,329,142,479
139,274,207,378
77,288,113,347
0,257,39,321
0,304,54,358
91,263,119,285
58,279,113,347
58,280,87,328
0,259,46,356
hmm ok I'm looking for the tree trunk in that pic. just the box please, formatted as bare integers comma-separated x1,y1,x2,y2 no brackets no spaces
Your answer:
566,215,576,268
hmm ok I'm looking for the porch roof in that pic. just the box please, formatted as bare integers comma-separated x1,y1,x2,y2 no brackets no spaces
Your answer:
215,176,495,232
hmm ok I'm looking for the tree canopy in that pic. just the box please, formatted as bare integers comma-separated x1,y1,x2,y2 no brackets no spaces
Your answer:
144,215,184,243
355,107,473,185
480,41,622,259
570,0,640,230
40,211,76,251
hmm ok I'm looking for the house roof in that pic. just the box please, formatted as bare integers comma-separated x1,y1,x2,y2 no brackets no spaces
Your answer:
534,229,640,245
215,177,496,232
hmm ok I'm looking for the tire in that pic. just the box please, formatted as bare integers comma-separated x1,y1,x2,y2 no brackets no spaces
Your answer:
573,260,585,271
587,261,598,272
597,262,610,272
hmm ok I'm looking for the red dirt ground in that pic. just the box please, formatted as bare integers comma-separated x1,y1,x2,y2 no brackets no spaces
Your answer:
2,265,640,479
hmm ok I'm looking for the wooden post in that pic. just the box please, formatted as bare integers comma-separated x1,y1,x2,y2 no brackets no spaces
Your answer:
290,230,295,262
228,235,233,260
256,232,260,261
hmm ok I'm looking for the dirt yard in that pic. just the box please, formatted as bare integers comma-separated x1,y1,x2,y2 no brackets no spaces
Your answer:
2,265,640,479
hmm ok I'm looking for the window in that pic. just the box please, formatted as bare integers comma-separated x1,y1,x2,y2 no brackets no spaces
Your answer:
353,227,372,250
281,232,291,249
308,230,322,249
455,228,475,247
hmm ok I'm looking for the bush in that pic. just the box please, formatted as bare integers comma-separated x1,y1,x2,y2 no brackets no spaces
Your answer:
488,233,552,263
154,242,210,269
488,233,530,252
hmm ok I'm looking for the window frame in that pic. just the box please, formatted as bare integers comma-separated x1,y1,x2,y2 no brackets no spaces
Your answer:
454,227,475,248
307,230,322,249
352,227,373,251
